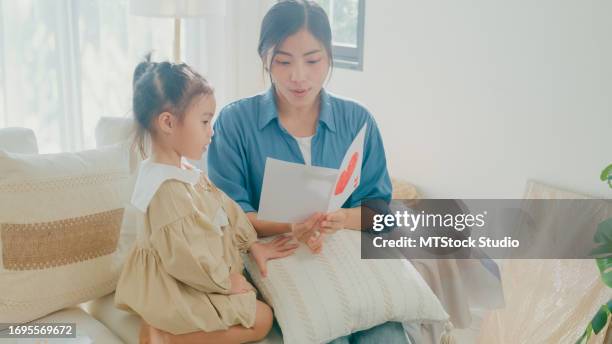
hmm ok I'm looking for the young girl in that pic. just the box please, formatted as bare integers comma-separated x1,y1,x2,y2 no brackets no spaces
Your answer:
114,56,298,344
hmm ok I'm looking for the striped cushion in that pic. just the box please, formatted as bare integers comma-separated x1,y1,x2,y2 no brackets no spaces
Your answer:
0,144,135,325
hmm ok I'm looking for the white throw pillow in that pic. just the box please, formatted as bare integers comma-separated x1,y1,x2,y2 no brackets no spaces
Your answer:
0,127,38,154
0,144,134,325
95,116,136,149
244,230,449,344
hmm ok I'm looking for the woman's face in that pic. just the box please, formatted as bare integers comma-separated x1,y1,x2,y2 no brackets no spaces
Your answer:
268,28,330,109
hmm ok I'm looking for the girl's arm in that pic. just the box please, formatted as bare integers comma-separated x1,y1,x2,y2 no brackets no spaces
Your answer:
246,212,324,254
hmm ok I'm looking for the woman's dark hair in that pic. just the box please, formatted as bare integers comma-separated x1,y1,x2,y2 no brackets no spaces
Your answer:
131,53,213,158
258,0,333,75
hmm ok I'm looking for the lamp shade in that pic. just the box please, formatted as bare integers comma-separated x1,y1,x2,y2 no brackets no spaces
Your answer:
129,0,226,18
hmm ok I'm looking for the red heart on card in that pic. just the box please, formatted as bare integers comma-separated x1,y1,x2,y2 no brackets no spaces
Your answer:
334,152,359,195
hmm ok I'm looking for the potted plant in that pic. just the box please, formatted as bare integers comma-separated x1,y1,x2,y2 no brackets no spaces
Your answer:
576,164,612,343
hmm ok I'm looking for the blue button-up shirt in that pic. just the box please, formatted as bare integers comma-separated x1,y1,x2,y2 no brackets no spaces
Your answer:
207,87,392,214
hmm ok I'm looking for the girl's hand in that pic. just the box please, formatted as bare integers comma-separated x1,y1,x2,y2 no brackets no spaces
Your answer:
291,213,323,242
229,272,254,294
291,213,325,253
250,236,299,278
320,209,347,235
305,230,324,254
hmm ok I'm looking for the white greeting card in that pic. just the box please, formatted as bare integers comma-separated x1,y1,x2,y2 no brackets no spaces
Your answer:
258,123,367,223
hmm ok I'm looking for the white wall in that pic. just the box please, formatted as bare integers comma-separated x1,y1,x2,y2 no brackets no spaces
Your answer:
234,0,612,199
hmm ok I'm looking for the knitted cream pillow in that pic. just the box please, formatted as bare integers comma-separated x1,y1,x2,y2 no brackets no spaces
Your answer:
244,230,449,344
0,144,132,324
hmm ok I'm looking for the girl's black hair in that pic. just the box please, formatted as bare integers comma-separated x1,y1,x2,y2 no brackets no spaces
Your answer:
131,53,213,157
258,0,333,77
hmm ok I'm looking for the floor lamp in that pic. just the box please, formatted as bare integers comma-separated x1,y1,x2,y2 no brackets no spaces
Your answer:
129,0,226,62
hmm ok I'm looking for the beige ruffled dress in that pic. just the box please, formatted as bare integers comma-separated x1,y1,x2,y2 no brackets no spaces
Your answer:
114,159,258,335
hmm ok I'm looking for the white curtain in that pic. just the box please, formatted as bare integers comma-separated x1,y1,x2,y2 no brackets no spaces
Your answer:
0,0,275,154
0,0,275,153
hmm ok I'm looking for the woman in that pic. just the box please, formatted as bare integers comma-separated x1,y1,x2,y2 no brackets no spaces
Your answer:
208,1,407,343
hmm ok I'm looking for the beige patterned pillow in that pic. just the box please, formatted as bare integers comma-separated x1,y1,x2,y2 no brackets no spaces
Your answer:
0,144,133,324
391,177,420,205
244,230,448,344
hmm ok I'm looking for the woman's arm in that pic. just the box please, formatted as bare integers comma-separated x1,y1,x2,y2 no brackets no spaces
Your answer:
246,207,363,236
341,206,362,230
246,212,292,237
319,206,362,232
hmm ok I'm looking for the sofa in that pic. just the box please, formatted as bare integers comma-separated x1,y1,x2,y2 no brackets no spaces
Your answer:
2,118,451,344
0,122,288,344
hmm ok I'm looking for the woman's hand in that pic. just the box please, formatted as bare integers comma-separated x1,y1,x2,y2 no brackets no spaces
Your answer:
229,272,254,294
320,209,348,234
250,236,299,277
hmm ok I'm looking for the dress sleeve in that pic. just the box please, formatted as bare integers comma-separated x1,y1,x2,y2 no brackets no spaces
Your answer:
147,181,231,294
221,191,258,253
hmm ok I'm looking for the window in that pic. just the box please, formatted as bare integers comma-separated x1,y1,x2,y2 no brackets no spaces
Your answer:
316,0,365,70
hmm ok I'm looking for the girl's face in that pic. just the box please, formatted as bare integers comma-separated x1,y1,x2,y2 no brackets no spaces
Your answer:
268,28,330,109
173,93,216,161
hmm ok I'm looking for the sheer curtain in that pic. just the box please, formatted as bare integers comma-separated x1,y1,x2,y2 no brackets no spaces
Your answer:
0,0,213,153
0,0,276,154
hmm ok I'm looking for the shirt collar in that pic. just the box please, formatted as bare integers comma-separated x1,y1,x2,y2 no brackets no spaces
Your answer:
130,158,201,212
257,86,336,132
